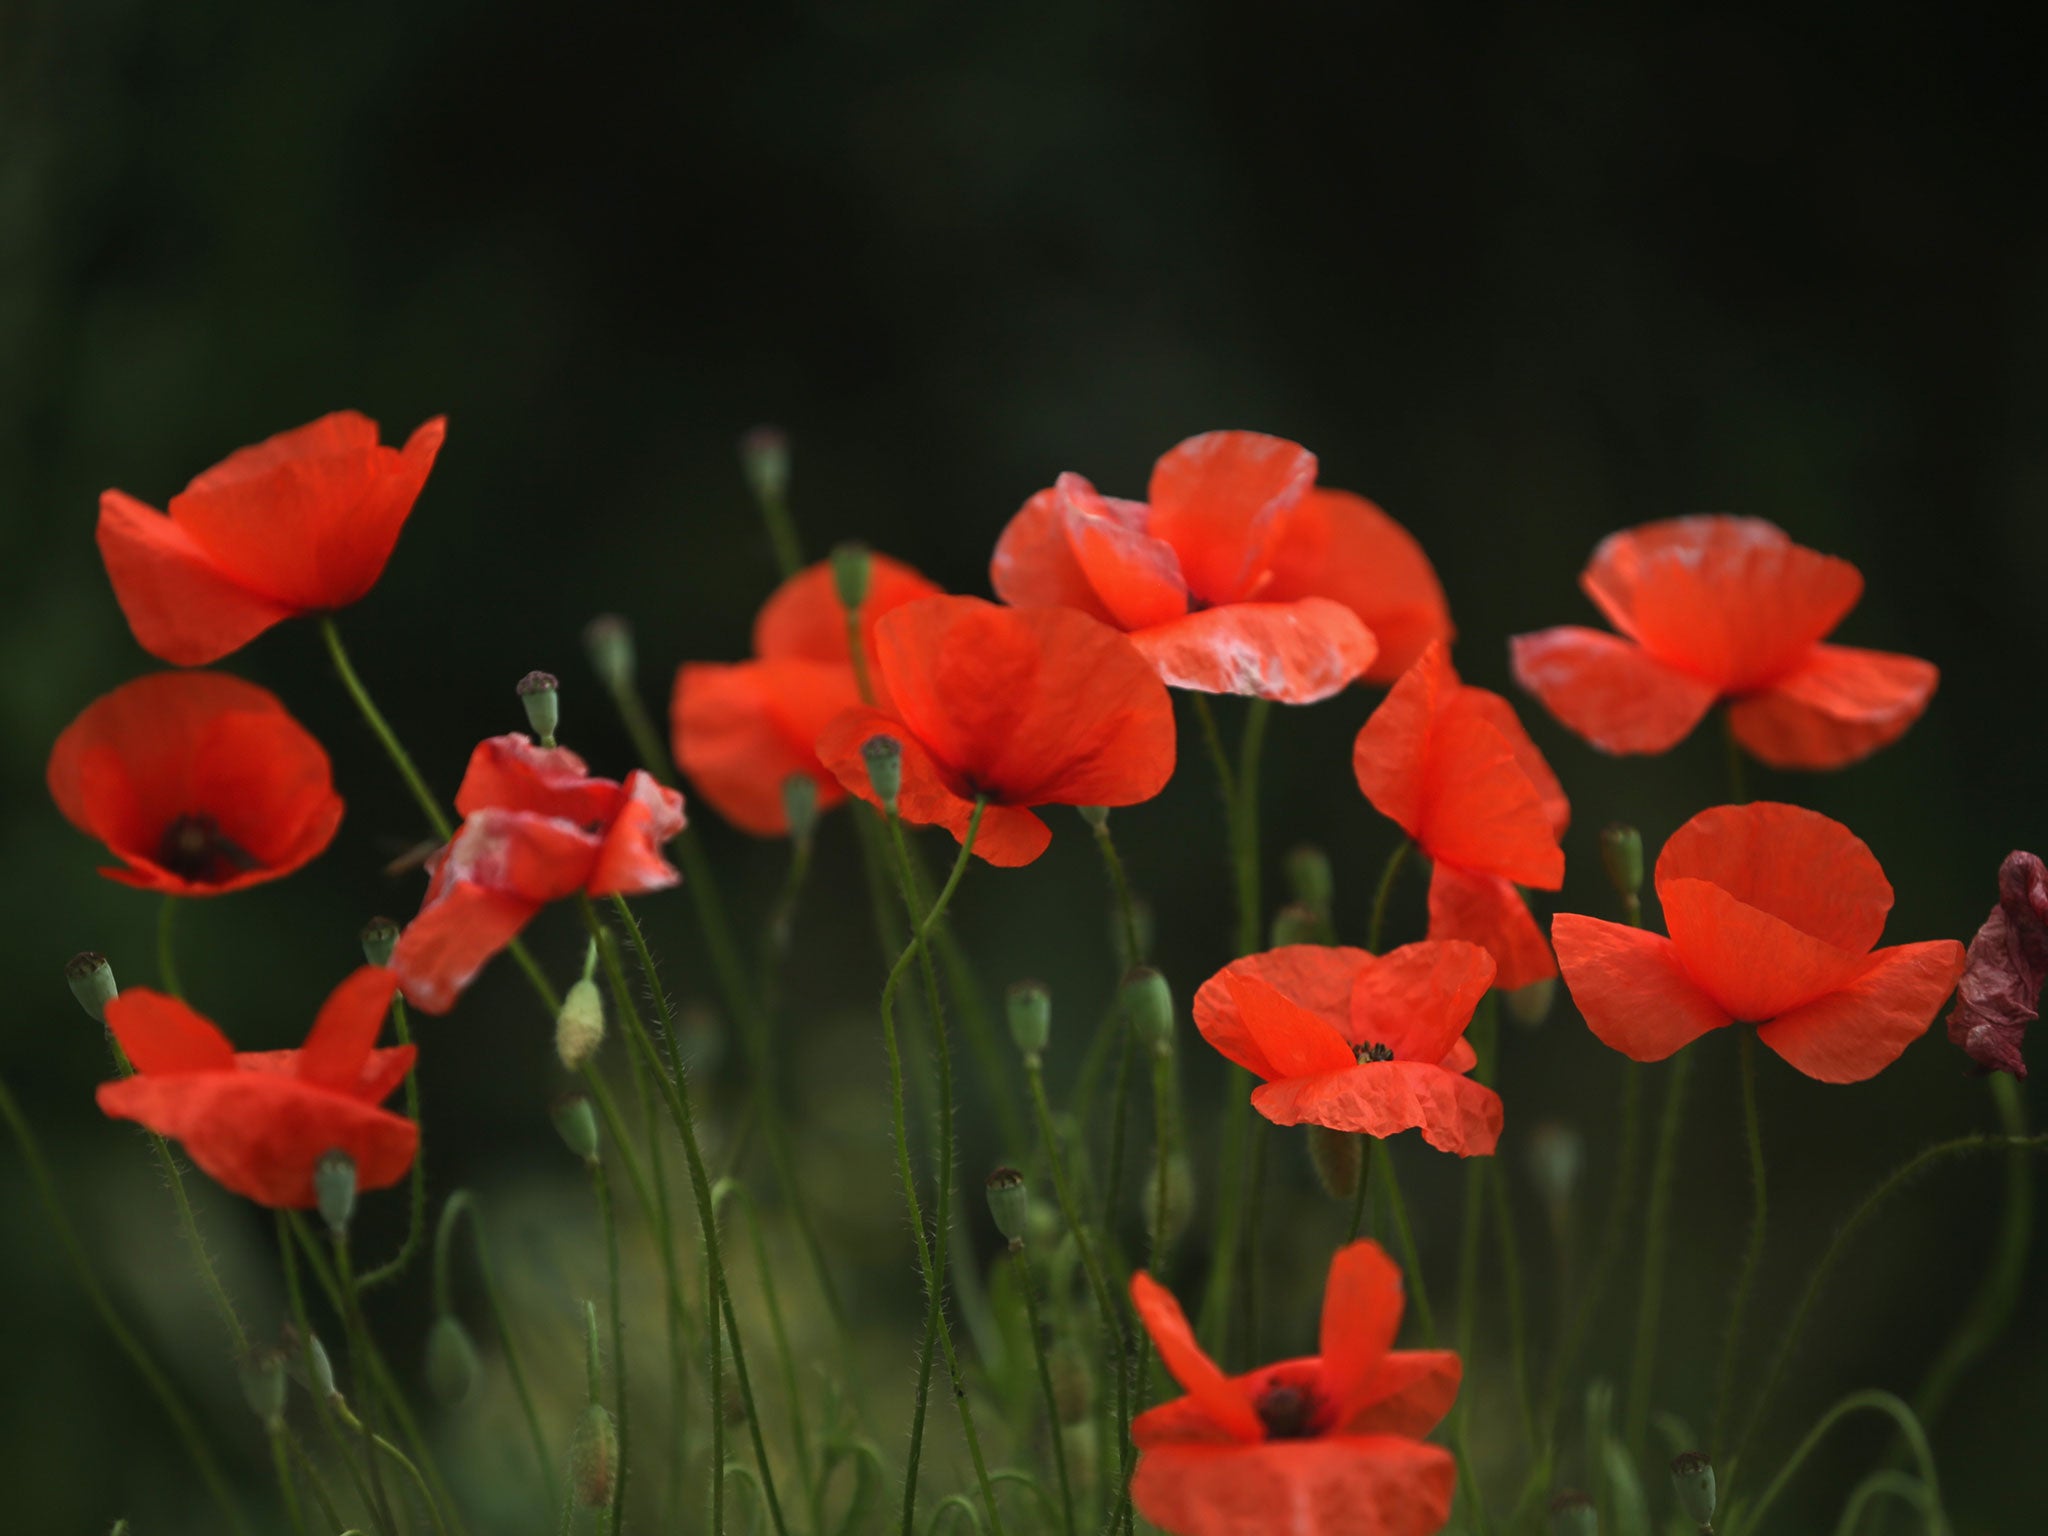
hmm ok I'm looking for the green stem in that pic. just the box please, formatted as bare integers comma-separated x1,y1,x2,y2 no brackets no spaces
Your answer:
278,1212,387,1535
1375,1143,1437,1344
1345,1137,1374,1241
592,1155,629,1536
157,895,184,996
1452,997,1497,1434
321,615,453,841
1101,1032,1135,1229
1733,1391,1943,1536
1365,840,1412,955
1627,1051,1694,1458
269,1421,311,1536
1012,1244,1077,1536
333,1396,454,1536
358,995,425,1291
1092,820,1146,971
287,1429,347,1533
0,1071,250,1536
332,1235,403,1535
1148,1049,1175,1272
1712,1027,1769,1459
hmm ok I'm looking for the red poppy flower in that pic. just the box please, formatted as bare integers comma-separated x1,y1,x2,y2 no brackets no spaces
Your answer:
1129,1240,1460,1536
391,736,686,1013
96,968,416,1209
47,671,344,896
1510,516,1937,769
814,595,1175,866
671,552,940,835
1353,643,1568,988
991,431,1451,701
1553,802,1967,1082
98,411,446,666
1193,942,1502,1155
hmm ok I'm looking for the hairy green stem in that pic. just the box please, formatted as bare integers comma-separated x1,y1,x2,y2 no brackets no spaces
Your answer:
1012,1242,1077,1536
322,615,454,841
1733,1391,1942,1536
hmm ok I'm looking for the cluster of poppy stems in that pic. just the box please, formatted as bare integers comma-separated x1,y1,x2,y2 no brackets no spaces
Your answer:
31,411,2045,1536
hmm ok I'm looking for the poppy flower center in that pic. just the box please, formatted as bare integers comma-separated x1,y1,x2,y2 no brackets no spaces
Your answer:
158,813,257,884
1354,1041,1395,1064
1254,1380,1325,1440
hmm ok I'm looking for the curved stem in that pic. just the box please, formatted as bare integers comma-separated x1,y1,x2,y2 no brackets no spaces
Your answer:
156,895,184,997
1712,1027,1769,1458
1627,1051,1694,1458
321,616,453,841
358,995,425,1291
331,1396,455,1536
1012,1245,1077,1536
1365,840,1412,955
1735,1391,1942,1536
1375,1144,1438,1344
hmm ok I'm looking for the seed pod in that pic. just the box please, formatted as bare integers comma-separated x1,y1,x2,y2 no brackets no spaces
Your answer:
1670,1452,1716,1530
1600,823,1644,904
359,917,399,968
1286,844,1334,919
551,1093,600,1162
1006,980,1051,1061
985,1167,1030,1248
738,425,790,508
314,1151,356,1236
66,952,117,1023
582,615,635,695
830,541,871,613
781,774,819,846
239,1347,288,1427
516,671,560,744
1123,968,1174,1058
861,736,902,814
1548,1489,1598,1536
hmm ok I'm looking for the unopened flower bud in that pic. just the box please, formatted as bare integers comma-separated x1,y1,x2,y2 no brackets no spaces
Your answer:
1123,968,1174,1058
314,1150,356,1236
1143,1152,1194,1252
1048,1340,1094,1423
985,1167,1030,1248
1670,1452,1716,1530
1269,902,1322,948
782,774,819,846
425,1314,481,1406
360,917,399,969
1007,980,1051,1062
239,1347,288,1426
1306,1125,1364,1202
1548,1489,1598,1536
861,736,902,815
830,540,871,613
570,1402,620,1508
1525,1121,1584,1219
739,425,790,507
1506,976,1556,1027
1601,823,1644,904
66,952,117,1023
582,614,636,694
552,1093,600,1162
555,978,607,1072
1286,844,1334,918
1076,805,1110,832
281,1325,336,1399
517,671,560,745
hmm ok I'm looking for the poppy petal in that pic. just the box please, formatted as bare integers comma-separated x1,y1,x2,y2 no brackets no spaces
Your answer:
392,884,542,1015
1251,1061,1503,1156
1426,864,1556,991
1349,941,1496,1066
452,736,617,824
1552,914,1731,1060
1757,940,1968,1083
1668,851,1868,1024
1351,641,1446,839
298,968,401,1091
1579,516,1790,641
1262,488,1454,683
990,484,1120,626
587,772,686,897
104,990,236,1075
1727,645,1939,771
1147,431,1318,605
1509,626,1720,755
1058,474,1189,630
753,552,943,667
1656,802,1892,955
1131,1395,1242,1449
1450,688,1569,839
1222,974,1358,1081
97,491,302,665
1130,1272,1264,1442
1193,947,1375,1080
1131,600,1377,703
1340,1351,1463,1438
1131,1436,1456,1536
1318,1241,1404,1414
671,659,858,835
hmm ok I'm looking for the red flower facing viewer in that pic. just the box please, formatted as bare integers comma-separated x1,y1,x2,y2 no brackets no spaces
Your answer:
1194,942,1502,1155
1353,642,1569,989
671,552,940,835
1510,516,1937,769
1129,1240,1460,1536
1553,802,1967,1082
47,671,344,896
392,736,686,1013
99,410,446,665
96,968,416,1209
815,595,1176,866
991,431,1453,701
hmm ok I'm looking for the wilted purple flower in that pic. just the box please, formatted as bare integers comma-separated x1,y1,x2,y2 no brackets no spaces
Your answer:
1946,851,2048,1078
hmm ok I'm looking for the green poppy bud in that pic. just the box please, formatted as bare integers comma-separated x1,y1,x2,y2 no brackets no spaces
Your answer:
66,952,117,1024
582,614,636,695
1670,1452,1716,1530
1548,1489,1598,1536
1306,1124,1364,1202
861,735,902,815
314,1150,356,1236
281,1325,336,1400
1505,975,1556,1027
1600,823,1644,903
985,1167,1030,1249
1269,902,1323,948
1525,1121,1584,1222
1006,980,1051,1062
782,773,819,846
1286,844,1334,918
555,977,607,1072
551,1093,600,1163
570,1402,620,1509
1142,1152,1194,1253
830,540,872,614
425,1314,481,1406
360,917,400,969
1122,967,1174,1058
516,671,560,746
239,1346,288,1427
739,425,790,508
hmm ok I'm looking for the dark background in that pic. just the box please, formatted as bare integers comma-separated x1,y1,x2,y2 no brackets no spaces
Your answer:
2,3,2042,1532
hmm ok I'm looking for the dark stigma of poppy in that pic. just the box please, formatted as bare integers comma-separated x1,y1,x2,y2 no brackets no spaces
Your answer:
159,813,260,884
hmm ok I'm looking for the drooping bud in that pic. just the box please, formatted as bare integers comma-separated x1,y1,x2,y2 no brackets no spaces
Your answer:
1505,975,1556,1028
281,1325,336,1400
1547,1489,1598,1536
830,540,872,614
1306,1125,1364,1202
1600,824,1644,906
517,671,560,746
238,1346,288,1426
360,917,400,969
861,735,902,815
985,1167,1030,1249
66,952,117,1024
1006,980,1051,1063
1525,1121,1584,1222
1122,968,1174,1058
1286,844,1334,919
314,1150,357,1236
552,1093,601,1162
738,425,791,509
569,1402,620,1509
781,774,819,846
1670,1452,1716,1530
555,977,607,1072
582,614,636,695
1076,805,1110,832
425,1314,481,1406
1142,1152,1194,1253
1269,902,1322,948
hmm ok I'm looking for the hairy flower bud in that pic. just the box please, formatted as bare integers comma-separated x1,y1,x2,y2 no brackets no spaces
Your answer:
1007,980,1051,1062
739,425,790,508
66,952,117,1024
555,978,607,1072
1269,902,1323,948
1306,1125,1364,1202
1286,844,1334,919
1123,968,1174,1058
1600,823,1644,906
861,736,903,815
985,1167,1030,1249
281,1325,336,1400
1548,1489,1598,1536
570,1402,620,1508
314,1150,356,1236
516,671,560,745
1505,975,1556,1028
1670,1452,1716,1530
239,1346,288,1427
551,1093,600,1163
359,917,399,969
582,614,636,695
830,540,872,614
426,1314,481,1406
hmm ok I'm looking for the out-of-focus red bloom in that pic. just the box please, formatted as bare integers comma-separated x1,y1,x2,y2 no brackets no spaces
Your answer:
392,736,686,1013
47,671,343,897
98,411,446,666
1554,802,1967,1082
1129,1240,1459,1536
96,968,416,1209
992,431,1453,701
671,553,940,835
1194,942,1502,1155
1353,642,1568,988
1947,851,2048,1079
815,595,1175,866
1510,516,1937,769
